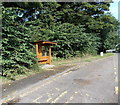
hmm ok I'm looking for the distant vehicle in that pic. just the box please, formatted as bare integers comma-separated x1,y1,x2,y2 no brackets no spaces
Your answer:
115,44,120,53
106,44,120,53
106,49,116,53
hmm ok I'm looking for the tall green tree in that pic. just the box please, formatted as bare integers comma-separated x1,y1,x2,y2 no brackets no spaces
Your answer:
53,2,119,52
2,7,36,78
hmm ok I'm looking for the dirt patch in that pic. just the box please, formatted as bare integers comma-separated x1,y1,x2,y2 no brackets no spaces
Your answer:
73,79,91,86
53,64,74,71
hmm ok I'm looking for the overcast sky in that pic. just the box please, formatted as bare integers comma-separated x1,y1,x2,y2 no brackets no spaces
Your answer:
109,0,119,20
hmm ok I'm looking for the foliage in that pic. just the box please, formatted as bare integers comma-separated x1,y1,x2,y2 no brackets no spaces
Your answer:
23,2,119,53
2,7,36,79
103,33,118,50
47,23,100,57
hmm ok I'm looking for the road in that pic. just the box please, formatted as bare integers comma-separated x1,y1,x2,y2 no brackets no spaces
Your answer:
1,54,118,104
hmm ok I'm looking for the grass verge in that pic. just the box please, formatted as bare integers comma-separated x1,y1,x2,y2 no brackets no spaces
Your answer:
52,53,114,65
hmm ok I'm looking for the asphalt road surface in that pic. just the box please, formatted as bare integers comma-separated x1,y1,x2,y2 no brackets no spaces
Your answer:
1,54,118,104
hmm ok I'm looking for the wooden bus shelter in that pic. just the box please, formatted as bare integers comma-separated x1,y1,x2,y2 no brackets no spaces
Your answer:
32,40,57,64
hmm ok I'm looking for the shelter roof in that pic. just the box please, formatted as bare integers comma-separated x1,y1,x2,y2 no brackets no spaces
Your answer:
31,40,57,45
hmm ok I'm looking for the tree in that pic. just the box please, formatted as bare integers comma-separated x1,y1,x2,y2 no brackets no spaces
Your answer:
2,7,36,79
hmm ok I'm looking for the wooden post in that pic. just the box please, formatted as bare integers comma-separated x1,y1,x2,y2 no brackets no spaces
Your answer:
45,46,47,56
39,43,42,58
36,43,39,58
49,47,51,64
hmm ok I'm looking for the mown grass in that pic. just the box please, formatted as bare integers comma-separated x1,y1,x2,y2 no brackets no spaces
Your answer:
82,53,114,62
52,53,114,65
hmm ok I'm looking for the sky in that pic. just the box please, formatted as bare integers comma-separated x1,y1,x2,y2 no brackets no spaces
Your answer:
109,0,119,20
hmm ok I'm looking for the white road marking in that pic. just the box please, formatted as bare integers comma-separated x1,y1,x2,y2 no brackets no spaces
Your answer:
65,91,78,103
47,93,52,97
115,86,118,95
3,89,6,91
114,72,117,75
86,93,90,97
33,96,43,103
51,91,67,103
46,97,52,102
75,92,78,94
55,88,60,91
115,77,118,82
